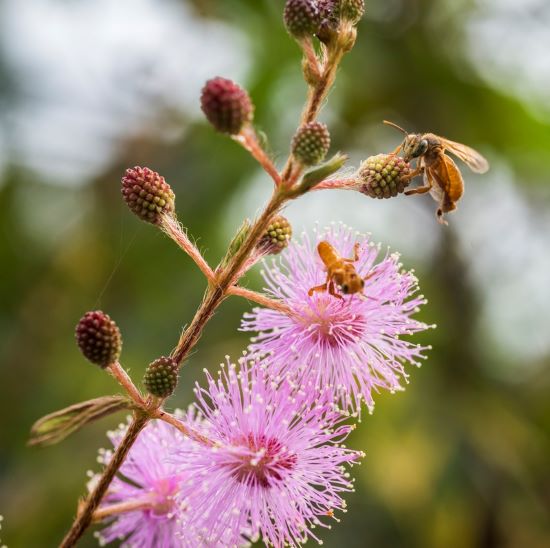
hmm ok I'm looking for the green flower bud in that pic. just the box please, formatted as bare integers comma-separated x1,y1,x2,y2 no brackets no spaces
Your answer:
258,216,292,255
357,154,412,199
292,122,331,166
143,357,178,398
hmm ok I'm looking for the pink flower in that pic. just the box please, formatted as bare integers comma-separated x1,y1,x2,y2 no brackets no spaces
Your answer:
92,410,201,547
176,357,362,546
242,223,432,415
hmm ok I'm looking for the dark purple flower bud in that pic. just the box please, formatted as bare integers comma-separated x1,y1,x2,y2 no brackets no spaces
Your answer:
76,311,122,368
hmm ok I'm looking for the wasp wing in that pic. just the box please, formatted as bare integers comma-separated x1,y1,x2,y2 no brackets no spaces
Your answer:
442,139,489,174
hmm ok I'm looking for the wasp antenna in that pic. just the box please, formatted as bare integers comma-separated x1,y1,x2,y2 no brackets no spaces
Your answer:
383,120,408,135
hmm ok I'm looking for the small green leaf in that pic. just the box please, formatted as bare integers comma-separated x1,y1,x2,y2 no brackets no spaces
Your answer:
219,219,252,269
29,395,131,447
297,152,348,194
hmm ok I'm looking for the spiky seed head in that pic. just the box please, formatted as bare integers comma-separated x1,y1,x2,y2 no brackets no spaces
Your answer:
258,216,292,255
357,154,412,199
200,77,253,135
143,357,178,398
292,122,331,166
75,311,122,368
121,166,175,225
284,0,320,38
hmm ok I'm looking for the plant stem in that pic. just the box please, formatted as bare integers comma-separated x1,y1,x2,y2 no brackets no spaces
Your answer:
171,190,284,366
235,127,281,186
152,409,215,447
91,499,152,523
227,285,293,316
108,362,145,407
59,191,284,546
60,35,347,546
160,216,215,283
60,412,148,548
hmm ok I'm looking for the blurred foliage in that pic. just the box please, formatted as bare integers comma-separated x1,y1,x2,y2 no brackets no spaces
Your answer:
1,0,549,546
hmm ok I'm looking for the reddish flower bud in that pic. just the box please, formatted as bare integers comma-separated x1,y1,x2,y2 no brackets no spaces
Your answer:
200,77,253,135
258,216,293,255
292,122,331,166
75,311,122,368
121,167,175,225
143,357,178,398
284,0,320,38
357,154,412,199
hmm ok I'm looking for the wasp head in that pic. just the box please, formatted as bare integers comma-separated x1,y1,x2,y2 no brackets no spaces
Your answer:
401,134,429,162
383,121,429,162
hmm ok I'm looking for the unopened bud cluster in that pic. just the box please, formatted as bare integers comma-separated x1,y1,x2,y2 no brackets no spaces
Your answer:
357,154,411,199
284,0,320,38
201,77,253,135
121,167,175,225
143,357,178,398
285,0,364,41
75,311,122,368
292,122,331,166
259,216,292,255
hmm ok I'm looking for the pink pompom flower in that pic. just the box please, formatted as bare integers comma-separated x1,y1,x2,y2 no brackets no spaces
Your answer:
241,223,432,415
92,410,202,547
175,357,362,547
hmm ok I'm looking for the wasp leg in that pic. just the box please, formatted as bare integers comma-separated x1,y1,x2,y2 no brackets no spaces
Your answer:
343,242,361,263
328,280,343,300
308,282,328,296
404,171,432,195
401,165,424,183
392,144,403,155
436,209,448,226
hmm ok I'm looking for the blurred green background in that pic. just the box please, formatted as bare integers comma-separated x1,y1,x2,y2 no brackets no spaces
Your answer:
1,0,549,546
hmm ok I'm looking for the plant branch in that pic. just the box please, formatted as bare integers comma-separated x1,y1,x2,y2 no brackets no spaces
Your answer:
312,177,358,191
227,285,293,316
108,362,145,407
171,190,285,366
234,126,281,186
60,412,149,548
91,499,152,523
152,409,215,447
160,215,215,283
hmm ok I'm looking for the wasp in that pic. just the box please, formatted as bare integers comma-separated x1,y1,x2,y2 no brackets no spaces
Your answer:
384,121,489,225
308,241,374,299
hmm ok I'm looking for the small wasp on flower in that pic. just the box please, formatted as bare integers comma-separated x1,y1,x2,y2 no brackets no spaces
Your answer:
384,121,490,224
308,241,375,299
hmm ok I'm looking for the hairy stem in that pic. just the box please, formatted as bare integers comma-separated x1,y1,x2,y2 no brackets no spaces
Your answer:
171,191,284,366
108,362,145,407
227,285,293,316
60,412,148,548
235,127,281,186
160,216,215,282
91,499,152,523
313,177,358,191
152,409,215,447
